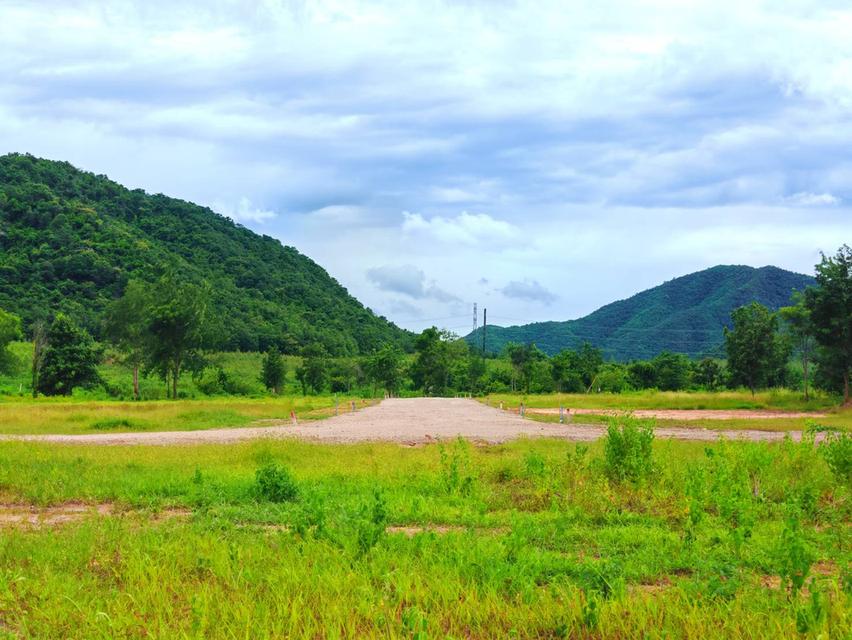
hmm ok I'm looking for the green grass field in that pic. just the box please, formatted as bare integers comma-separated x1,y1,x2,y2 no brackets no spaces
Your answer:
483,391,852,433
0,396,368,436
0,428,848,638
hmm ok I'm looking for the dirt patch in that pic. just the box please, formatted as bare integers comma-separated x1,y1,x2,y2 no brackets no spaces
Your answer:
527,408,827,420
1,398,821,446
0,502,190,528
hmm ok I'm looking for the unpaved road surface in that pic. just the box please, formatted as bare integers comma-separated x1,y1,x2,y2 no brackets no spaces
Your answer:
1,398,821,446
526,408,827,420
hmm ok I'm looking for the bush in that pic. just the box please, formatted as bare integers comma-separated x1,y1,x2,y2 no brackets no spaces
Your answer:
255,462,299,503
603,416,655,482
819,430,851,484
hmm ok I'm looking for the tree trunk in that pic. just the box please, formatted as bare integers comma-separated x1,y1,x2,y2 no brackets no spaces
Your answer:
844,371,850,406
172,364,180,400
133,365,140,401
802,355,809,402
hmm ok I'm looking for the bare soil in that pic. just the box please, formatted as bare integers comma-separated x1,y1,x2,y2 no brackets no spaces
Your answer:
0,502,189,528
3,398,823,446
527,408,827,420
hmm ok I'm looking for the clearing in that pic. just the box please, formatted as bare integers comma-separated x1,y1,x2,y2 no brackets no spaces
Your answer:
4,397,825,445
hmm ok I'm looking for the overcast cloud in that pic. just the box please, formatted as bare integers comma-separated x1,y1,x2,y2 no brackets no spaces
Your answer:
1,0,849,333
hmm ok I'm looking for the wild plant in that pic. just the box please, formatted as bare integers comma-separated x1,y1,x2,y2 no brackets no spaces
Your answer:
818,429,851,484
602,416,655,483
438,437,475,496
776,504,814,598
355,490,388,556
254,462,299,503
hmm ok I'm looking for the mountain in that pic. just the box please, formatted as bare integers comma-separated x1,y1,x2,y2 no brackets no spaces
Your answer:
0,153,411,355
468,265,814,360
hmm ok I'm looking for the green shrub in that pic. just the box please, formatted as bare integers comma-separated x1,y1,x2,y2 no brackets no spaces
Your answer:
602,416,655,482
254,462,299,503
819,430,851,484
90,418,135,430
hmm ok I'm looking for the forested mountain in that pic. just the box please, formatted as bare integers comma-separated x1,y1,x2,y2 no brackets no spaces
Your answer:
0,153,411,354
468,265,814,360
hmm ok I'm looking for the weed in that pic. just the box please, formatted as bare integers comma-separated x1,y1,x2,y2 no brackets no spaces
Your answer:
438,437,475,496
776,506,814,598
819,430,851,484
603,416,655,483
254,462,299,503
90,418,136,430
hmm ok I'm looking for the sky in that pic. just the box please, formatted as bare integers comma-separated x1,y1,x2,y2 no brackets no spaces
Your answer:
1,0,850,334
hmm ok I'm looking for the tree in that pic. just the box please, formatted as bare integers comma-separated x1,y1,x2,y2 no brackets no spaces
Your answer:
724,302,789,395
651,351,691,391
296,344,329,394
780,291,815,401
576,342,604,392
36,313,100,396
260,345,286,395
805,245,852,404
627,360,657,389
411,327,461,396
103,280,149,400
0,308,22,375
143,274,212,399
30,321,47,398
365,344,405,396
693,358,722,390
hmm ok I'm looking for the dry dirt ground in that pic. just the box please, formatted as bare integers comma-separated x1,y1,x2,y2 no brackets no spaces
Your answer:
3,398,822,446
526,408,827,420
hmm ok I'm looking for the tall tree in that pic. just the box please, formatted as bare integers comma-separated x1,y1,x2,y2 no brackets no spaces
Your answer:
779,291,815,401
0,308,22,375
693,358,722,390
805,245,852,404
36,314,100,396
364,344,405,396
144,274,212,399
724,302,789,395
103,280,150,400
295,343,329,394
30,321,47,398
411,327,460,396
260,345,286,395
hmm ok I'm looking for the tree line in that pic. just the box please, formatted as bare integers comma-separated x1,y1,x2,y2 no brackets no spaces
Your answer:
0,246,849,403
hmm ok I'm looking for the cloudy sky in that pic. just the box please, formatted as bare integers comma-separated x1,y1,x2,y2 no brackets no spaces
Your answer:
1,1,849,333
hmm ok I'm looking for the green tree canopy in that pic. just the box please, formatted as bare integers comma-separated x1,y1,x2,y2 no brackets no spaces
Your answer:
0,307,22,375
364,344,406,396
260,345,286,395
36,313,100,396
805,245,852,404
724,302,789,395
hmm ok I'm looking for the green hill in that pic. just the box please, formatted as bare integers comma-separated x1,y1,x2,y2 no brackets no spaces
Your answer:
0,153,411,355
468,265,814,360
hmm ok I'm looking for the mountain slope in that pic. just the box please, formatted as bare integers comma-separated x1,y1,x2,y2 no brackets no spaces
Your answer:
0,153,411,355
468,265,814,360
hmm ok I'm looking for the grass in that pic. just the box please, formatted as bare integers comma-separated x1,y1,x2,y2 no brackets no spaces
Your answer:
0,396,370,435
0,429,848,638
483,390,852,433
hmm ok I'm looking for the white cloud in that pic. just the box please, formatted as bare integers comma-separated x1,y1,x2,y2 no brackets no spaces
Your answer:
366,264,461,303
783,192,841,207
212,197,275,223
401,211,518,246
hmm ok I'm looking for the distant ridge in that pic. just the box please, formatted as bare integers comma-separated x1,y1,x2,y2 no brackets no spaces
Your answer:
0,153,412,354
467,265,814,360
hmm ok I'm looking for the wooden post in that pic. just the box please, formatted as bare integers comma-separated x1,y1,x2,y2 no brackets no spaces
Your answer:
559,405,564,424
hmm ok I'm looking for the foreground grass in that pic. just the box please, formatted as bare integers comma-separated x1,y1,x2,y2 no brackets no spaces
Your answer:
0,434,848,638
0,396,366,436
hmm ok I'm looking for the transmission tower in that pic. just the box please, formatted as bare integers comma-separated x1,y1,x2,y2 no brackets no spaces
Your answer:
472,302,478,334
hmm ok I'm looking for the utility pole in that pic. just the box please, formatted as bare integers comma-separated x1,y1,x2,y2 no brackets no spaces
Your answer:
482,308,487,355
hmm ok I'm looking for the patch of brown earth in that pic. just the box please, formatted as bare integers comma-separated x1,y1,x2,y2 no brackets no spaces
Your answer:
527,408,827,420
0,502,190,528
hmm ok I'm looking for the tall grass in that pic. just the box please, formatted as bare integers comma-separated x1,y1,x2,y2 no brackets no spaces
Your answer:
0,429,848,638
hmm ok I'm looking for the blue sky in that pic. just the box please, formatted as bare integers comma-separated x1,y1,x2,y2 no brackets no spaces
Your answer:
1,1,849,333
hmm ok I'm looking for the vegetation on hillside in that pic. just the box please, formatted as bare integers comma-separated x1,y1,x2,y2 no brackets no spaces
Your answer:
0,153,411,355
469,265,814,359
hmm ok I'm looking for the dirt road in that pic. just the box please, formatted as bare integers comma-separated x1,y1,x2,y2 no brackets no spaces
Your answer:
3,398,819,446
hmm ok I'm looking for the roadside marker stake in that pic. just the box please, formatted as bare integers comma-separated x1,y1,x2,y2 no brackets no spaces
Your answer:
559,405,564,424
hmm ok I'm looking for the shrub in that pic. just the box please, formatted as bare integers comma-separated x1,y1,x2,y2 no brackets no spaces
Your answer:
603,416,655,482
438,437,475,496
255,462,299,503
819,430,851,484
